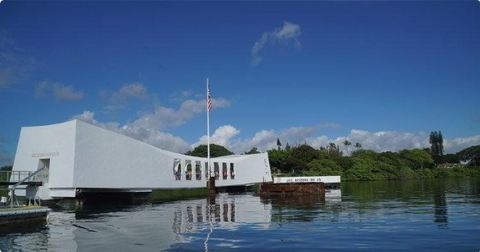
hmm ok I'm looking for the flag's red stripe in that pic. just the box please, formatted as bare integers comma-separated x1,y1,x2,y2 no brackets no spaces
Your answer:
207,90,212,113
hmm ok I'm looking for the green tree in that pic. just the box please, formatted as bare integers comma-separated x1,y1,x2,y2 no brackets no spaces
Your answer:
399,149,434,170
351,149,378,159
355,142,362,149
285,155,307,174
442,154,460,164
430,131,444,164
285,142,291,152
332,156,354,172
456,145,480,166
326,143,343,158
277,138,282,151
245,147,260,155
343,140,352,156
291,144,319,164
304,158,343,176
267,149,289,172
185,144,234,158
0,165,12,171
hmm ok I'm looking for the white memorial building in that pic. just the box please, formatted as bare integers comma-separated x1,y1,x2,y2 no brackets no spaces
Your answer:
11,120,272,200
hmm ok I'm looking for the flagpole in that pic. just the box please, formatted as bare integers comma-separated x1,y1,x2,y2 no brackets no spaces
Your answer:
206,77,215,197
207,77,210,178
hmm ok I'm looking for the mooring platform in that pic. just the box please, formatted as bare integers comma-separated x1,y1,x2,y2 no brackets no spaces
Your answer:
0,206,50,225
260,182,326,194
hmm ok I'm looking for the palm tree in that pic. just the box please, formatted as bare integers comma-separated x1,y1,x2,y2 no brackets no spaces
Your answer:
355,142,362,149
327,143,340,157
343,140,352,156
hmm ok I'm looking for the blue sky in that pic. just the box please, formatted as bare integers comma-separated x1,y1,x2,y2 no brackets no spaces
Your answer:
1,0,479,165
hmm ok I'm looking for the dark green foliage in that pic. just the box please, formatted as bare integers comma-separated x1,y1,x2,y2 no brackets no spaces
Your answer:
319,143,343,158
442,154,460,164
0,165,12,171
304,159,343,176
185,144,233,158
430,131,444,164
276,138,282,150
245,147,260,155
286,156,307,174
291,144,318,164
267,149,289,172
351,149,378,159
0,166,12,190
399,149,434,169
343,140,352,155
285,142,291,152
456,145,480,166
331,157,353,172
267,141,480,181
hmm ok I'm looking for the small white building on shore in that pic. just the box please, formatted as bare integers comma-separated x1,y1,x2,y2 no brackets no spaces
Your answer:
12,120,272,200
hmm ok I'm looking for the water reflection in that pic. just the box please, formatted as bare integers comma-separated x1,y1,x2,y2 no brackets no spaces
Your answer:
1,178,480,252
433,182,448,229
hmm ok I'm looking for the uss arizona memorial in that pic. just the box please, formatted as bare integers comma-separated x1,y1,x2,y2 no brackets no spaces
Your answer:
11,120,273,200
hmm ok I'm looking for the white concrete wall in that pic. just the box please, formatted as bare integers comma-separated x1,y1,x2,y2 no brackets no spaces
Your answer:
213,153,272,187
73,120,271,190
73,120,205,189
12,121,76,190
12,120,272,199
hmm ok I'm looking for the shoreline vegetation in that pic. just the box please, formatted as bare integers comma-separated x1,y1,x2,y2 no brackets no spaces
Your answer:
184,139,480,182
1,140,479,188
266,142,480,181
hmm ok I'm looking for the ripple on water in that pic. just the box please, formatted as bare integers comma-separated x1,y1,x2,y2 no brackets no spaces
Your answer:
1,178,480,251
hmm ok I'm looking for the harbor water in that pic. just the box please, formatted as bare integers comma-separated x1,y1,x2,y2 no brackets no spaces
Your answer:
1,178,480,251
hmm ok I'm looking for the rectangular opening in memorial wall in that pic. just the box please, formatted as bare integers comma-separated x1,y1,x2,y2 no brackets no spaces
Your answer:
173,159,181,180
214,162,219,180
195,161,202,180
222,163,228,180
230,163,235,179
185,160,192,180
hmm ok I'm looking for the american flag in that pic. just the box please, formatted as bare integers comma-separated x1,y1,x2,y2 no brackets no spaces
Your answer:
207,84,212,113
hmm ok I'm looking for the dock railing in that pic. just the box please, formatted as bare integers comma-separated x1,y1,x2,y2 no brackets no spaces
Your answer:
5,167,46,207
0,171,41,184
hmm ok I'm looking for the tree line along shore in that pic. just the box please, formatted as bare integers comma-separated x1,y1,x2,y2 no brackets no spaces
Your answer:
2,131,479,182
185,131,480,181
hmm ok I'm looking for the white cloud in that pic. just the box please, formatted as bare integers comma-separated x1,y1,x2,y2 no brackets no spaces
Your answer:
444,135,480,154
71,107,480,156
306,130,430,154
193,125,241,148
193,125,318,154
231,130,278,153
279,126,317,145
70,84,232,153
71,111,191,153
35,80,84,101
128,97,230,131
193,125,480,155
100,82,148,110
251,21,302,66
305,130,480,155
170,90,194,102
69,91,231,153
